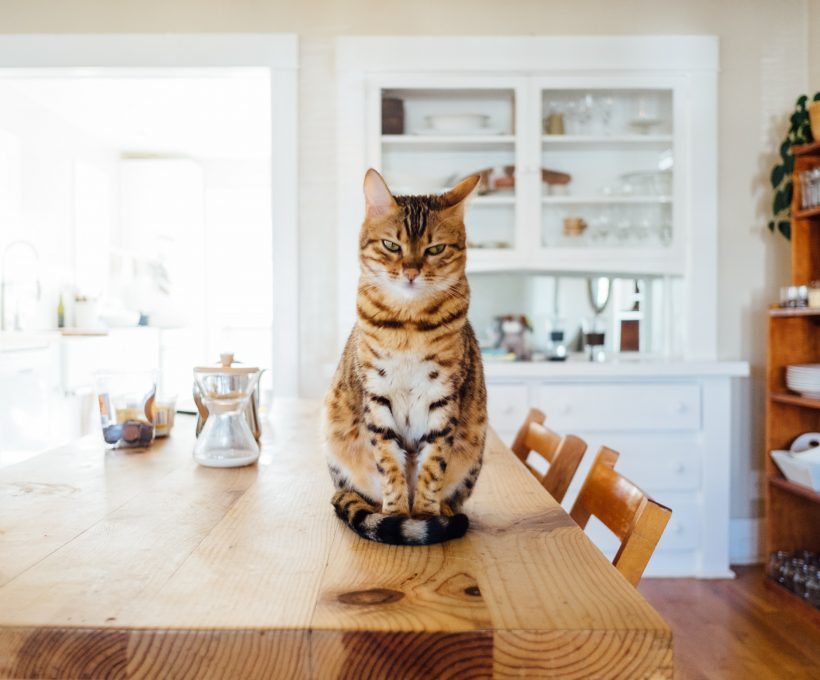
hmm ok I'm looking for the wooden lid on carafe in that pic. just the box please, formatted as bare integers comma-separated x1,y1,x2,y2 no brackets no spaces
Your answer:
194,353,259,374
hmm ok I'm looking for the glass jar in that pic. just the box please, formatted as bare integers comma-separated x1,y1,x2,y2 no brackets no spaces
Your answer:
806,570,820,608
766,551,789,581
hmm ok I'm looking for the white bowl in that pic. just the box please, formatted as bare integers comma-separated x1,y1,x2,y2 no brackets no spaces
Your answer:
426,113,490,131
771,450,820,491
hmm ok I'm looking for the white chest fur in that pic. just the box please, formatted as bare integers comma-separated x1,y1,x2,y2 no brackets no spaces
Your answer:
366,350,449,451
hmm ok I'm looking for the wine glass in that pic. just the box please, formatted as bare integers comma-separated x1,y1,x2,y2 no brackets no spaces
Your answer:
601,96,615,135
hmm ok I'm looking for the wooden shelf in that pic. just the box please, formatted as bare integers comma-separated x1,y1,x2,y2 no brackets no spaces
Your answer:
769,392,820,409
768,474,820,504
765,140,820,561
792,140,820,157
769,307,820,318
794,205,820,220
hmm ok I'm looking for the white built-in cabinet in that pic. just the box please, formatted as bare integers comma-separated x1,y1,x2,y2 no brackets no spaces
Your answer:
336,36,748,577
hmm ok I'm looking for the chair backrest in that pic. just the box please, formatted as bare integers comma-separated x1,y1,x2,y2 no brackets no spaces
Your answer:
569,447,672,587
510,408,587,503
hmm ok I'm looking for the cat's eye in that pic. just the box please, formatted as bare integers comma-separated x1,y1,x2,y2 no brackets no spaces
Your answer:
382,239,401,253
425,244,446,256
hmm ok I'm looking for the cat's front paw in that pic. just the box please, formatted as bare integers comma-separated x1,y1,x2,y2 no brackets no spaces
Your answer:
411,499,440,517
382,499,410,516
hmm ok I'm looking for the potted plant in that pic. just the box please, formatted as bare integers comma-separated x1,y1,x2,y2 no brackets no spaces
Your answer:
769,93,820,239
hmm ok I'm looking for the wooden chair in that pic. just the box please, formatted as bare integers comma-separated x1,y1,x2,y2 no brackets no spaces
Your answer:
510,408,587,503
570,447,672,587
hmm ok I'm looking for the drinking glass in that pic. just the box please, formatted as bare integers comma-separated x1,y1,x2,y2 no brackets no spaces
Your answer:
95,371,157,449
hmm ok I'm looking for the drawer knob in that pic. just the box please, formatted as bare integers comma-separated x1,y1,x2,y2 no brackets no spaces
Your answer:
560,404,572,415
673,462,686,475
674,401,688,414
502,404,515,415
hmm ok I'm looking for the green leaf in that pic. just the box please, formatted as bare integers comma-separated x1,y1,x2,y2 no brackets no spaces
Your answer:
781,140,792,159
773,190,787,214
771,164,785,187
768,220,775,232
814,92,820,101
777,220,791,240
784,159,794,176
797,94,808,107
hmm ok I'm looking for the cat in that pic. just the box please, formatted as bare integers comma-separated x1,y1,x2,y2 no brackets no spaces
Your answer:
322,169,488,545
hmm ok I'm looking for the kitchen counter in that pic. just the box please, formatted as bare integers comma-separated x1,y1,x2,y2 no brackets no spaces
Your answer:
483,357,749,379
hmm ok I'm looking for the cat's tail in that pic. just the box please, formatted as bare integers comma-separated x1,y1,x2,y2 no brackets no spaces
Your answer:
331,489,469,545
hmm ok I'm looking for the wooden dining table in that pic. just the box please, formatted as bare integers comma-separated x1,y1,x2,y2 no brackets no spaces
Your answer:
0,400,672,679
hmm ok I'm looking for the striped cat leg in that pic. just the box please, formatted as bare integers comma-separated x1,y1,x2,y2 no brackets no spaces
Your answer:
366,425,410,516
413,426,453,515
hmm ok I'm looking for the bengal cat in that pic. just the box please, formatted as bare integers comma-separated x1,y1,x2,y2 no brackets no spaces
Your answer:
323,169,487,545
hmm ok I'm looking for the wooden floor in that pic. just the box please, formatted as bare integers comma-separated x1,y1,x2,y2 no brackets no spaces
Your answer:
639,566,820,679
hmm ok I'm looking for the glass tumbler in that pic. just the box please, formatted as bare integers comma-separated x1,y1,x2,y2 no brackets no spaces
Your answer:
95,371,157,449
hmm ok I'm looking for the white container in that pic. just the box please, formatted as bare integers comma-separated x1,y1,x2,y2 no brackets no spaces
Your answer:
426,113,489,131
771,450,820,491
74,298,100,330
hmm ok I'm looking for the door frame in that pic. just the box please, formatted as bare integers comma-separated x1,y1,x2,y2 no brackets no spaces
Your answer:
0,33,300,396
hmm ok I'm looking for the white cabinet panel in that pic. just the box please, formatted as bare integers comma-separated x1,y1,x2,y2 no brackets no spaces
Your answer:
536,382,701,432
486,383,529,432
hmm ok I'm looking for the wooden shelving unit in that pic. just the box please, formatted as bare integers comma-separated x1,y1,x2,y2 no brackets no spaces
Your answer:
765,141,820,616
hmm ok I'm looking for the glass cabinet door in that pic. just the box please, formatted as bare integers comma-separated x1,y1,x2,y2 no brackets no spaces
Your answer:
539,87,674,253
376,85,519,252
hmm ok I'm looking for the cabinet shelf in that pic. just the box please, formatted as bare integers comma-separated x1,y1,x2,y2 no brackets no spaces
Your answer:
768,474,820,504
541,195,671,205
466,248,682,276
768,307,820,318
793,205,820,220
381,134,515,150
541,134,673,148
769,392,820,409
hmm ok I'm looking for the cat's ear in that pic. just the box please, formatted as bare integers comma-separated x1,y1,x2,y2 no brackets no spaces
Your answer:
363,169,397,219
439,174,480,218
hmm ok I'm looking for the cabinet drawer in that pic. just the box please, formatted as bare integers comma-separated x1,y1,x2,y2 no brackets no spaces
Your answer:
566,434,702,493
536,382,701,432
486,384,529,432
584,499,699,555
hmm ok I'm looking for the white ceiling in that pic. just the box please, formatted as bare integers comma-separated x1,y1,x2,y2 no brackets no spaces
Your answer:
0,71,271,159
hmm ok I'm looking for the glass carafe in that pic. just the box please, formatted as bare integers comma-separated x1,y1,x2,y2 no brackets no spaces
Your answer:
193,368,261,468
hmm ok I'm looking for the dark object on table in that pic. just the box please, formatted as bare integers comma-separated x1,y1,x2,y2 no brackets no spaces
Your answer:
381,97,404,134
103,420,154,448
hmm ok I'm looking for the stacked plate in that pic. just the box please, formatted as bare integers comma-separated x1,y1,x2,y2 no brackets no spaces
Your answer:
786,364,820,399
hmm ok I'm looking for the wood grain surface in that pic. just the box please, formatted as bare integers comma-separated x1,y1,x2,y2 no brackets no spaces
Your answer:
0,400,672,679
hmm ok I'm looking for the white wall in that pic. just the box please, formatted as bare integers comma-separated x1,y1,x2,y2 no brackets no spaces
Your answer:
0,0,811,527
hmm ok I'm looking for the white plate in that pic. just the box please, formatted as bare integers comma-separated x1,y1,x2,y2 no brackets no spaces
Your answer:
411,127,506,136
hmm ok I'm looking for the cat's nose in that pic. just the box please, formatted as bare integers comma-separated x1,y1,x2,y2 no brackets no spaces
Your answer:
404,268,420,283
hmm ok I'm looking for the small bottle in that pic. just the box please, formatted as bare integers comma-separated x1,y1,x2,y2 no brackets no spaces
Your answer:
57,294,65,328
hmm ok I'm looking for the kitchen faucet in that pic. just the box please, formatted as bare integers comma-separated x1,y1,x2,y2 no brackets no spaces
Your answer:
0,240,42,331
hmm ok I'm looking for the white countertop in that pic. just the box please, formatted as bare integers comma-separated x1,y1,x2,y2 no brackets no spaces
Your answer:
483,356,749,379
